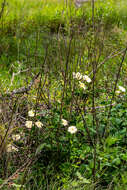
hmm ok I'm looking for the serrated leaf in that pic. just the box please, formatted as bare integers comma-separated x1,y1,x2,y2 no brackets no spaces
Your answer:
76,172,90,184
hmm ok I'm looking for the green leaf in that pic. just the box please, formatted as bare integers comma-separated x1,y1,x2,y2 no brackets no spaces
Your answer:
106,136,119,146
76,171,90,184
35,143,51,155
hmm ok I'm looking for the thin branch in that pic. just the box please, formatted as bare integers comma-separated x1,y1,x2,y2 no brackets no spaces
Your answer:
10,69,29,86
0,0,6,20
89,48,126,76
85,103,116,111
0,72,40,99
0,157,34,189
103,46,127,137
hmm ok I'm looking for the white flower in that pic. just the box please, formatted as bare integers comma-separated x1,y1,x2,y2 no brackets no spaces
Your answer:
72,72,76,79
79,81,86,90
35,121,43,128
118,86,126,92
57,100,61,104
68,126,77,134
116,90,121,94
28,110,35,117
61,119,68,126
12,134,21,141
76,72,82,80
25,120,33,129
83,75,91,83
73,72,83,80
6,144,18,152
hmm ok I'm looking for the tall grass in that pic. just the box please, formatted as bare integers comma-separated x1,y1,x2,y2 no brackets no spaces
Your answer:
1,0,127,33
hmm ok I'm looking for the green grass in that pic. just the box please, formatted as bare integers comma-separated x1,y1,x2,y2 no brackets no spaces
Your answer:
1,0,127,34
1,0,127,189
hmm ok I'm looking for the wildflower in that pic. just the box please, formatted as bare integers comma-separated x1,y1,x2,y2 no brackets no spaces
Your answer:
72,72,76,79
6,144,18,152
79,81,86,90
28,110,35,117
35,121,43,128
12,134,21,141
68,126,77,134
73,72,82,80
116,91,121,94
25,120,33,129
83,75,91,83
76,72,82,80
57,100,61,104
118,86,126,92
61,119,68,126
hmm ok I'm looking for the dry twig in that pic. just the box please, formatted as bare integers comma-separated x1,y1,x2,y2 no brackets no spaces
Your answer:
0,72,40,99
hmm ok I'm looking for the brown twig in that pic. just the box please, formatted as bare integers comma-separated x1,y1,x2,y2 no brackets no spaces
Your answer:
0,157,34,189
0,72,40,99
89,48,126,76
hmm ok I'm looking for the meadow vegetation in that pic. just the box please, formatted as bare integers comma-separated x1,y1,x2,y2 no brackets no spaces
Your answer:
0,0,127,189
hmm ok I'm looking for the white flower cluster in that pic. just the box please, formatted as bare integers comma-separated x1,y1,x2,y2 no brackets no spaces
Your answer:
6,144,18,153
25,120,43,129
61,119,77,134
73,72,91,83
7,133,24,153
72,72,91,91
25,110,43,129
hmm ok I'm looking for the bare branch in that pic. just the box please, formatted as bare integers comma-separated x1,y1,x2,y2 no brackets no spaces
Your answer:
0,72,40,99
